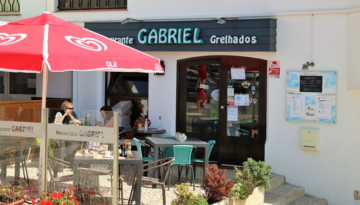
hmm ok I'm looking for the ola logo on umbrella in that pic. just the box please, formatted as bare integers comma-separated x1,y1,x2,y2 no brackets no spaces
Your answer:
155,63,162,71
0,33,27,46
65,36,108,51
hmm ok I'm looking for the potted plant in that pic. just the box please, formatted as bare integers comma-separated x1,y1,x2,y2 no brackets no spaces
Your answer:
123,125,136,138
134,116,151,130
227,158,273,205
200,164,235,204
172,183,208,205
0,180,30,205
32,189,78,205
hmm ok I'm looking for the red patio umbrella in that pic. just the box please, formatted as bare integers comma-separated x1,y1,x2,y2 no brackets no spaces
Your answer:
0,12,163,108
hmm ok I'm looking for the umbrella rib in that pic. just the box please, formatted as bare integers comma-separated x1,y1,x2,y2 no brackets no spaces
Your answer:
42,23,49,71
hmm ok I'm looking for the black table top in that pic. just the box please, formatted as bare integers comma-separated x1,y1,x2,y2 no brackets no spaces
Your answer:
135,128,166,135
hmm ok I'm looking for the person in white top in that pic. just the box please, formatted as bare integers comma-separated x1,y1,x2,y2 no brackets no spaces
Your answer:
94,105,114,127
54,101,79,125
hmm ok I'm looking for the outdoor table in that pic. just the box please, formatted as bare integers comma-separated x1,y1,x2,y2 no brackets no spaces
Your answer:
0,137,22,181
145,137,209,183
73,150,142,205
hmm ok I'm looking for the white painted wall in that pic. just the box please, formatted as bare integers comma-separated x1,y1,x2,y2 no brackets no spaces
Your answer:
35,71,72,99
347,11,360,89
72,71,105,118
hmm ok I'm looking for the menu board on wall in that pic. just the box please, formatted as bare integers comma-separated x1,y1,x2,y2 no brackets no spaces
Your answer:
299,76,323,92
286,71,337,123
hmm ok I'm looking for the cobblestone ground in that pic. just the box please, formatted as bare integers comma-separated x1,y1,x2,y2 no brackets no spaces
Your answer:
2,161,237,205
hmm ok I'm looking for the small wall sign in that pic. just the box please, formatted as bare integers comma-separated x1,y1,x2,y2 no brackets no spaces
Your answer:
269,60,280,78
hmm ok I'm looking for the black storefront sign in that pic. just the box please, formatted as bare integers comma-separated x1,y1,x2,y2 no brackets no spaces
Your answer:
300,76,323,92
85,19,277,52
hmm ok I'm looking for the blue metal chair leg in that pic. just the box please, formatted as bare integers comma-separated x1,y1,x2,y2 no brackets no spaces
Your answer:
185,166,189,180
189,165,195,191
193,162,197,180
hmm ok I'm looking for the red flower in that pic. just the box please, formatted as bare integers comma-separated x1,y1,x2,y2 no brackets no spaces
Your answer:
32,199,36,205
138,117,142,120
75,201,78,205
57,192,63,200
134,122,138,126
50,193,57,198
70,196,76,201
42,191,46,194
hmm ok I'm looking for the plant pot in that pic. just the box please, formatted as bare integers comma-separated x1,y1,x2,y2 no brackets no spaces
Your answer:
137,124,144,131
210,187,265,205
0,199,25,205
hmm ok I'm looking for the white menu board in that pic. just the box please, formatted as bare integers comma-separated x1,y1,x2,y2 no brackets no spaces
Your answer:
286,71,336,123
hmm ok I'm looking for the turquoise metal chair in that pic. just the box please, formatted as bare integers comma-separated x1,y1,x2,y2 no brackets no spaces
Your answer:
133,138,153,162
168,145,195,191
192,140,216,180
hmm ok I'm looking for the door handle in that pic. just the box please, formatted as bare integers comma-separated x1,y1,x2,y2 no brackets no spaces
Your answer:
220,106,225,109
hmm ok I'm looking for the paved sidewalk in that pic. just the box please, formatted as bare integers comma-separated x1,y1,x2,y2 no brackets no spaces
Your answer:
2,161,237,205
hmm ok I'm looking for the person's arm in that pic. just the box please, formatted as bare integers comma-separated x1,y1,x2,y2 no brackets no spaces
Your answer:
55,112,65,124
94,119,105,127
68,113,79,125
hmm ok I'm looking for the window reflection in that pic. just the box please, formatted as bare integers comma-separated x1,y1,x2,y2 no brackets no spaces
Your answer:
185,64,219,133
226,67,259,138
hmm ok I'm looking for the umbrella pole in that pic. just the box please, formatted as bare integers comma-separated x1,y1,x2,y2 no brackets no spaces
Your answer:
41,63,48,109
38,63,49,195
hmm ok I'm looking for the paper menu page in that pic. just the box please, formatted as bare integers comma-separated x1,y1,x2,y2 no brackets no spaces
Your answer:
316,96,332,119
231,68,246,80
227,106,238,121
289,95,305,118
227,88,234,96
234,94,249,106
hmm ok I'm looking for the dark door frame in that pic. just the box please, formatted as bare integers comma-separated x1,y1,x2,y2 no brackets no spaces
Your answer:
177,55,267,165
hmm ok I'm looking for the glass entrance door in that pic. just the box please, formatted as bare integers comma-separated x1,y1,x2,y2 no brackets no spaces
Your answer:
226,70,259,138
177,56,267,165
218,57,267,165
178,58,221,162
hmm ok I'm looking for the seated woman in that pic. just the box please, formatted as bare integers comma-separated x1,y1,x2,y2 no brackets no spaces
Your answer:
54,101,79,125
94,105,114,127
88,106,113,151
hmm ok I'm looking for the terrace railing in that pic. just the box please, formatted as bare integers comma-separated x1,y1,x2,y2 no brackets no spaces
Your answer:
58,0,127,10
0,0,20,12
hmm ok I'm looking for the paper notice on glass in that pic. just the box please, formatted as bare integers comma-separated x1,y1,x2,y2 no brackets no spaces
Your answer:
227,106,238,121
234,94,249,106
227,97,234,105
231,68,245,80
316,96,332,119
289,95,305,118
227,88,234,96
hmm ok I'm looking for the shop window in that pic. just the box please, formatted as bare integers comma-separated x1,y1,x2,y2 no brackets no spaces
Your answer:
9,73,36,95
105,72,149,127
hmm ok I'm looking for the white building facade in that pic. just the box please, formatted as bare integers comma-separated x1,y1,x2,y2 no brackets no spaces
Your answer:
1,1,360,204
